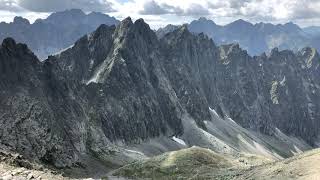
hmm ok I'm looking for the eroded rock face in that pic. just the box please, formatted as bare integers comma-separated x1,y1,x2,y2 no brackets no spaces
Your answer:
0,18,320,169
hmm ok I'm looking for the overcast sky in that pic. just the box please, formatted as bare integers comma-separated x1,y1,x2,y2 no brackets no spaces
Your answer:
0,0,319,28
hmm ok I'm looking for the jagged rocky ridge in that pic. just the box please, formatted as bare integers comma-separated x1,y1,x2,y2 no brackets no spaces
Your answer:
0,18,320,172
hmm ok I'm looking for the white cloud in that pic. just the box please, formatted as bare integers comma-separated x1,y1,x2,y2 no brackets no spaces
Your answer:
0,0,320,28
139,0,183,15
0,10,48,23
0,0,24,11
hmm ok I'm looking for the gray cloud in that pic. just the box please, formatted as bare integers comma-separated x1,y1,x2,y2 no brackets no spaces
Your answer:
17,0,115,12
207,1,228,9
139,0,169,15
139,0,182,15
228,0,251,9
139,1,208,17
288,1,320,20
0,0,24,11
183,3,210,16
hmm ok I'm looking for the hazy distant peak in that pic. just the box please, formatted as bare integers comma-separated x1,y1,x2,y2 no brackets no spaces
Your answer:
226,19,253,28
13,16,30,25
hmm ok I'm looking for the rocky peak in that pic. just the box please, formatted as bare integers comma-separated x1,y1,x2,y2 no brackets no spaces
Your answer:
120,17,133,29
198,17,210,22
227,19,253,28
268,48,298,64
110,18,159,53
188,18,220,37
113,17,133,39
133,19,156,36
1,38,32,57
0,38,40,86
1,38,17,50
191,17,217,25
219,43,243,56
282,22,301,32
156,24,180,39
133,18,152,32
13,16,30,25
269,47,280,56
48,9,86,19
91,24,116,40
174,25,191,38
163,25,192,43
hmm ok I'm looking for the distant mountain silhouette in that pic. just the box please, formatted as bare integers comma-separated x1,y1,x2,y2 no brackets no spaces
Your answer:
0,9,119,59
157,18,317,55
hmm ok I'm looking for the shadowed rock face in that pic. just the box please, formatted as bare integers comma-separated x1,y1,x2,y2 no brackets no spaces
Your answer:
0,9,119,60
0,17,320,169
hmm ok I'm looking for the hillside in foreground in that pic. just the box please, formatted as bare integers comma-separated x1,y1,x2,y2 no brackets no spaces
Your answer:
112,147,320,180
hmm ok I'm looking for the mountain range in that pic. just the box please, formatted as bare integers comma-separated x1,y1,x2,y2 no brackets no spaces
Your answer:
157,17,320,55
1,16,320,178
0,9,119,60
2,9,320,59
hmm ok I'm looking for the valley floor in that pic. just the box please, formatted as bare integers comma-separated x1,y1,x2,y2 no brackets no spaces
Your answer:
0,147,319,180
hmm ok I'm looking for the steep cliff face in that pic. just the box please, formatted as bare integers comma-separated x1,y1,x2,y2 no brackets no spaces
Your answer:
0,18,320,171
53,18,184,143
0,38,86,167
159,25,320,145
215,46,320,144
55,17,320,147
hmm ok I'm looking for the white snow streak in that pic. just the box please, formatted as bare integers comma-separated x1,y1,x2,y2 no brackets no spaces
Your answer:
86,67,104,85
209,107,220,119
172,136,187,146
124,149,145,156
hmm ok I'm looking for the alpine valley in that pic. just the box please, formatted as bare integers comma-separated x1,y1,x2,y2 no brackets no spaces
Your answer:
0,10,320,180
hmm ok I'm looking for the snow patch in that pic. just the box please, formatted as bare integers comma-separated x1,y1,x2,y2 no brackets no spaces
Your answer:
53,44,74,57
227,117,237,124
209,107,220,119
122,148,146,159
86,57,117,85
124,149,145,156
86,67,104,85
172,136,187,146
